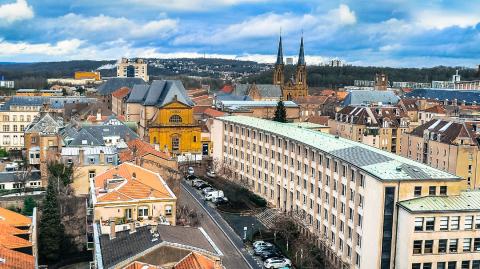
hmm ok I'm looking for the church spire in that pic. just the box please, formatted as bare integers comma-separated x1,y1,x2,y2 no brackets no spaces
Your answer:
297,36,305,65
276,35,284,65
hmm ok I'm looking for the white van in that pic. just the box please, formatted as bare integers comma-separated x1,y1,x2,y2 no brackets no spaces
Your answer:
205,190,224,201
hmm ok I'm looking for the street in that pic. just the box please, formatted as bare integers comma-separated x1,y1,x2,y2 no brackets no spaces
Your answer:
179,180,262,269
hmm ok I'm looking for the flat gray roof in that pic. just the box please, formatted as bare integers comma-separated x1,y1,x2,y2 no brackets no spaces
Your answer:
218,116,460,182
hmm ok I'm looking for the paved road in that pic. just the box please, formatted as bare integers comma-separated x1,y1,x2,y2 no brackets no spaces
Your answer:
179,180,262,269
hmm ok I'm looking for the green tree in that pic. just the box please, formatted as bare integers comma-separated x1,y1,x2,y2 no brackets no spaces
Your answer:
22,197,37,216
47,161,73,190
39,182,65,262
0,148,8,158
273,101,287,123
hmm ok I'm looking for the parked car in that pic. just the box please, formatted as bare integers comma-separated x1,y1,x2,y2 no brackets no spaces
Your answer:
263,258,291,269
196,183,212,190
202,187,216,195
254,245,277,255
187,167,194,175
206,170,216,178
212,196,229,205
192,179,205,187
185,175,197,181
205,190,224,201
253,241,274,249
259,250,284,261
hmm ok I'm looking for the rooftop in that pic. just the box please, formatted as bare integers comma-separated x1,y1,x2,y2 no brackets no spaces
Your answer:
118,139,170,162
0,246,35,269
343,90,400,106
93,162,175,203
218,100,298,108
0,207,32,227
97,78,146,95
399,190,480,213
126,80,194,107
218,116,459,181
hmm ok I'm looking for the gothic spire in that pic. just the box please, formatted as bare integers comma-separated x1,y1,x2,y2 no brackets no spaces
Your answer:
297,36,305,65
276,35,284,65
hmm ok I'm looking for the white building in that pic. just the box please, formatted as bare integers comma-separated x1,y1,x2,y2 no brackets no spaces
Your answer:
117,58,149,82
211,115,480,269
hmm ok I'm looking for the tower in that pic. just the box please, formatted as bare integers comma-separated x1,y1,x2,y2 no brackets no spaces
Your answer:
273,36,285,86
295,36,307,87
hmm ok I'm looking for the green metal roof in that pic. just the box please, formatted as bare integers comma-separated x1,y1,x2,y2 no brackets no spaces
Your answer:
399,190,480,213
218,115,461,182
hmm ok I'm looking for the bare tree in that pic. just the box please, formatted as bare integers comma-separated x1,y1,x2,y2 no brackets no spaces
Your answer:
14,165,33,194
273,215,299,252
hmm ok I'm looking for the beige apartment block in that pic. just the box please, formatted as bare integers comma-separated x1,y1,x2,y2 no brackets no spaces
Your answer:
210,115,477,269
117,58,149,82
401,119,480,189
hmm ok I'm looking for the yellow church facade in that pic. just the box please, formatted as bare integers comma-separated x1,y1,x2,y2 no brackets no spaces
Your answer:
148,101,202,154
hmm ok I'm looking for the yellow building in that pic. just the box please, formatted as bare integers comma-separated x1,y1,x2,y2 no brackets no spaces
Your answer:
124,80,201,156
74,71,101,81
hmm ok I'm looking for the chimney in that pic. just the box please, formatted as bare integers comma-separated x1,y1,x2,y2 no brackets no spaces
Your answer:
96,109,102,121
79,148,84,164
214,258,223,269
129,221,136,234
109,220,116,240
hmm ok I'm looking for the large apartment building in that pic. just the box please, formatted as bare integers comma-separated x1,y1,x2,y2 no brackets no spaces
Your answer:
329,106,411,154
211,115,480,269
117,58,149,82
400,119,480,189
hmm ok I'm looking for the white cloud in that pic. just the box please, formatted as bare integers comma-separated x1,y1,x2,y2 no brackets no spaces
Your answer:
48,13,178,41
415,10,480,29
327,4,356,25
0,0,34,24
0,39,83,56
127,0,268,11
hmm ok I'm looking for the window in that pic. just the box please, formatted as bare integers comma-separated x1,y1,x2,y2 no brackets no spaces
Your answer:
13,125,17,132
412,264,421,269
449,239,458,253
465,216,474,230
414,217,424,231
440,217,449,230
169,115,182,123
463,238,472,252
125,208,132,219
414,186,422,196
88,170,96,180
193,136,197,142
462,261,471,269
423,264,432,269
424,240,433,253
138,207,149,217
448,262,457,269
165,205,172,215
437,263,446,269
172,136,180,151
438,239,447,253
476,215,480,229
474,238,480,251
450,216,460,230
425,217,435,231
413,240,422,254
2,125,8,132
89,157,95,164
429,186,436,195
440,186,447,195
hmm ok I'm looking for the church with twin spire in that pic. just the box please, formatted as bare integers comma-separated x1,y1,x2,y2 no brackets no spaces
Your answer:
229,36,308,101
274,36,309,100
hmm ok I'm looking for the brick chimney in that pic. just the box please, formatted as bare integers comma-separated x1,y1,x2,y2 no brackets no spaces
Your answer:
109,221,116,240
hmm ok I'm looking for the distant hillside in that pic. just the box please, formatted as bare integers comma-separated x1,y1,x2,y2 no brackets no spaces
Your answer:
244,65,480,89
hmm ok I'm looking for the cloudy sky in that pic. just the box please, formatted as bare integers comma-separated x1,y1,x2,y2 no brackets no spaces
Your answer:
0,0,479,67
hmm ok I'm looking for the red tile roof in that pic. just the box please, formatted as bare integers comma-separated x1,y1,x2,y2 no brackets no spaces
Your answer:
0,208,31,227
119,139,170,163
424,105,446,114
0,246,35,269
0,232,32,250
112,87,131,99
94,162,175,203
203,108,225,118
306,115,330,125
174,252,217,269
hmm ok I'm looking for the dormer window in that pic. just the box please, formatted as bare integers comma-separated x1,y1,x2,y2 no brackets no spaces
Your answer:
169,115,182,123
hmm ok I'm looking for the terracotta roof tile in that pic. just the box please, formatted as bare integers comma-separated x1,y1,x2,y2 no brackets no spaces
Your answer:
0,223,28,236
193,106,210,115
174,252,216,269
94,162,175,203
0,208,31,227
119,139,170,163
203,108,225,118
307,115,330,125
112,87,132,99
123,261,162,269
293,96,328,105
0,246,34,269
0,232,32,250
424,105,446,114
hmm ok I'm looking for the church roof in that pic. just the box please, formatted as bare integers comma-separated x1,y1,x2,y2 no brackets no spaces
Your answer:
276,36,284,65
297,36,305,65
233,84,282,99
127,80,194,107
97,78,146,95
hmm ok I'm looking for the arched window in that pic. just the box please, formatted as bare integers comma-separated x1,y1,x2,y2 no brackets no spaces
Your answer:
169,115,182,123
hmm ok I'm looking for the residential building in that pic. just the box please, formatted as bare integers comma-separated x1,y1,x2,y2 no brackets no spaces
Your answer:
0,207,37,268
117,58,149,82
418,105,447,125
400,119,480,189
211,115,474,269
111,87,131,117
374,73,389,91
329,106,411,154
397,190,480,269
89,162,177,233
92,224,221,269
0,170,42,191
293,96,331,121
125,80,202,156
215,100,300,121
342,90,400,106
0,78,14,89
96,77,146,110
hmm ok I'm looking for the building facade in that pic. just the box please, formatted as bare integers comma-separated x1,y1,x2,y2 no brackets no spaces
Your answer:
117,58,149,82
400,119,480,189
211,115,476,269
